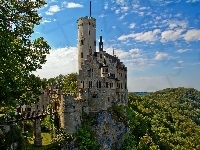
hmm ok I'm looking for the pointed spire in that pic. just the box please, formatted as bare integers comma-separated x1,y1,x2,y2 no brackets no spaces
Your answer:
90,1,91,17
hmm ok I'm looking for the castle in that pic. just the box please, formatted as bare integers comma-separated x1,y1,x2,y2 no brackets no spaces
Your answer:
60,6,128,134
20,2,128,148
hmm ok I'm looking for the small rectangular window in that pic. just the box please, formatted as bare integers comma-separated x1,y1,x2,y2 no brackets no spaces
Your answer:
106,82,108,88
94,40,96,46
89,31,90,35
81,52,83,58
81,40,84,45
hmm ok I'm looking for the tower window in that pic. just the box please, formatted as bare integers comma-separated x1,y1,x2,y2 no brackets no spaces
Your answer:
81,39,84,45
81,52,83,58
94,40,96,46
89,31,90,35
89,22,90,25
108,97,110,102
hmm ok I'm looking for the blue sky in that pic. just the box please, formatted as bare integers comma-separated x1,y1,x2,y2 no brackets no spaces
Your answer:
33,0,200,92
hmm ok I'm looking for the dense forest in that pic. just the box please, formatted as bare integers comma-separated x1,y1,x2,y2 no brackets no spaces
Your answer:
120,87,200,149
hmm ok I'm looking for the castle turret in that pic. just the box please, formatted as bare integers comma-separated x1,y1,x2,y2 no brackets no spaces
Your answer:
77,2,96,71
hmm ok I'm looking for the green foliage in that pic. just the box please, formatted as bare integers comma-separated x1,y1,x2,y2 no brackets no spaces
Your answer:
74,123,100,150
51,129,73,149
62,73,78,95
42,73,78,96
0,0,50,108
41,115,51,131
74,113,100,150
0,124,24,150
125,88,200,150
108,104,128,125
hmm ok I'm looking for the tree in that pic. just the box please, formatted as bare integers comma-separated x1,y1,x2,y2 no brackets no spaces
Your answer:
0,0,50,108
62,73,78,95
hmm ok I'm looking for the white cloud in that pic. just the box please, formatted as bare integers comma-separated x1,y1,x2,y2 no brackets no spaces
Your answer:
154,51,169,60
112,26,116,29
176,49,192,53
34,47,78,78
104,47,154,68
186,0,200,2
183,29,200,41
178,60,183,64
118,29,161,42
173,66,183,69
168,20,188,29
115,9,120,14
114,0,126,5
63,2,83,8
121,6,129,12
99,14,106,17
118,13,127,20
45,5,60,15
161,29,184,41
139,7,149,10
129,23,135,29
41,18,51,24
104,2,108,9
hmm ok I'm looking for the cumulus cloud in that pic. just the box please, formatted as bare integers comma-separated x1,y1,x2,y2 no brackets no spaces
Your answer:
45,5,60,15
63,2,83,8
161,29,184,41
183,29,200,41
118,29,161,42
154,51,169,60
34,47,78,78
167,20,188,29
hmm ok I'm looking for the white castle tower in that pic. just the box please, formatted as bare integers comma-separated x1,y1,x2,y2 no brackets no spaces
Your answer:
77,1,96,71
